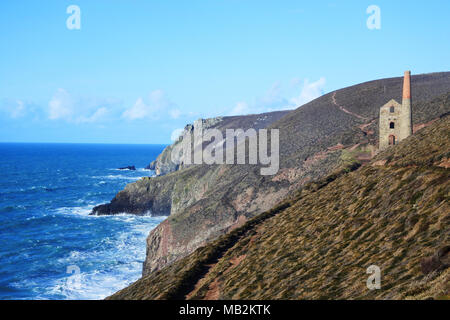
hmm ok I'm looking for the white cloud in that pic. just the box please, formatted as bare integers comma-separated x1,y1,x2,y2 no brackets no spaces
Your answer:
122,89,173,120
48,88,74,120
257,83,289,110
11,100,26,118
0,99,28,118
78,107,108,123
43,88,180,124
169,108,181,119
289,77,326,107
227,77,326,116
170,128,184,142
122,97,149,120
290,77,302,87
47,89,115,123
229,101,250,116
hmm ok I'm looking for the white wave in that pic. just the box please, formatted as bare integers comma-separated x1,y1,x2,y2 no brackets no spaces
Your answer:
46,269,136,300
44,216,166,300
91,174,144,181
55,204,97,216
30,186,45,190
2,185,50,194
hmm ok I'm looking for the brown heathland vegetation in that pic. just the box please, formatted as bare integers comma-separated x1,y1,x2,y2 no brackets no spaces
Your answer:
108,115,449,300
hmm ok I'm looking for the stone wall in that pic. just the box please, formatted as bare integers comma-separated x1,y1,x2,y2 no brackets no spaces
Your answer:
379,99,402,150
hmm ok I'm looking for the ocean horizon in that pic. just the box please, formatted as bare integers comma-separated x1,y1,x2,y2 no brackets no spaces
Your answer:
0,142,167,299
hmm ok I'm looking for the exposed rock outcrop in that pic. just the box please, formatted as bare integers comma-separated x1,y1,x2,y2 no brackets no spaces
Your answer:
145,118,224,176
118,165,136,171
144,125,191,175
144,114,289,176
92,112,290,216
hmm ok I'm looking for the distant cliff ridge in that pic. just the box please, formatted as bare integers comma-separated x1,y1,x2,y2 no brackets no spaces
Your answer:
146,117,224,175
92,72,450,279
146,113,289,176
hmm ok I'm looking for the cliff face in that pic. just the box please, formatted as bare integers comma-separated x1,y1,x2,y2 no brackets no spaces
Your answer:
93,72,450,277
108,115,450,300
145,113,289,176
92,111,290,217
146,118,223,176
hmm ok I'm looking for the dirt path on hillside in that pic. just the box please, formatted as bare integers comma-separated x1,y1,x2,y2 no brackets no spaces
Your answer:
331,92,369,121
332,92,377,138
185,263,219,300
359,118,377,135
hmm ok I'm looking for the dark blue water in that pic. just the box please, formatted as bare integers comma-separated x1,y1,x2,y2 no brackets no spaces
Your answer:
0,143,167,299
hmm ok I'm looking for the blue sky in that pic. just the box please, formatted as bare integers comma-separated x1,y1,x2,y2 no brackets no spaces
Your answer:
1,0,449,144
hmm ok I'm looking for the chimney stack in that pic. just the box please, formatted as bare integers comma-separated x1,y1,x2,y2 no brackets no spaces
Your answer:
400,70,413,139
402,70,411,99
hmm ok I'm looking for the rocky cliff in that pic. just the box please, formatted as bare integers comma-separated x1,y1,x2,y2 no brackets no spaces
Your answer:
145,112,290,176
93,72,450,278
108,115,450,300
146,117,224,176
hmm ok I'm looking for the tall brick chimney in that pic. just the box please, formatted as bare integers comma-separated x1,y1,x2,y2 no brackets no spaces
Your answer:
400,70,413,140
402,71,411,99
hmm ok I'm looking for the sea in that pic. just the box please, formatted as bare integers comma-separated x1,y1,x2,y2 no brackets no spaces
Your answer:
0,143,167,300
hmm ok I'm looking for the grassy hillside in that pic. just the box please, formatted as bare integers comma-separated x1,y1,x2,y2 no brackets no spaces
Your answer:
108,115,449,300
95,72,450,278
273,72,450,167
